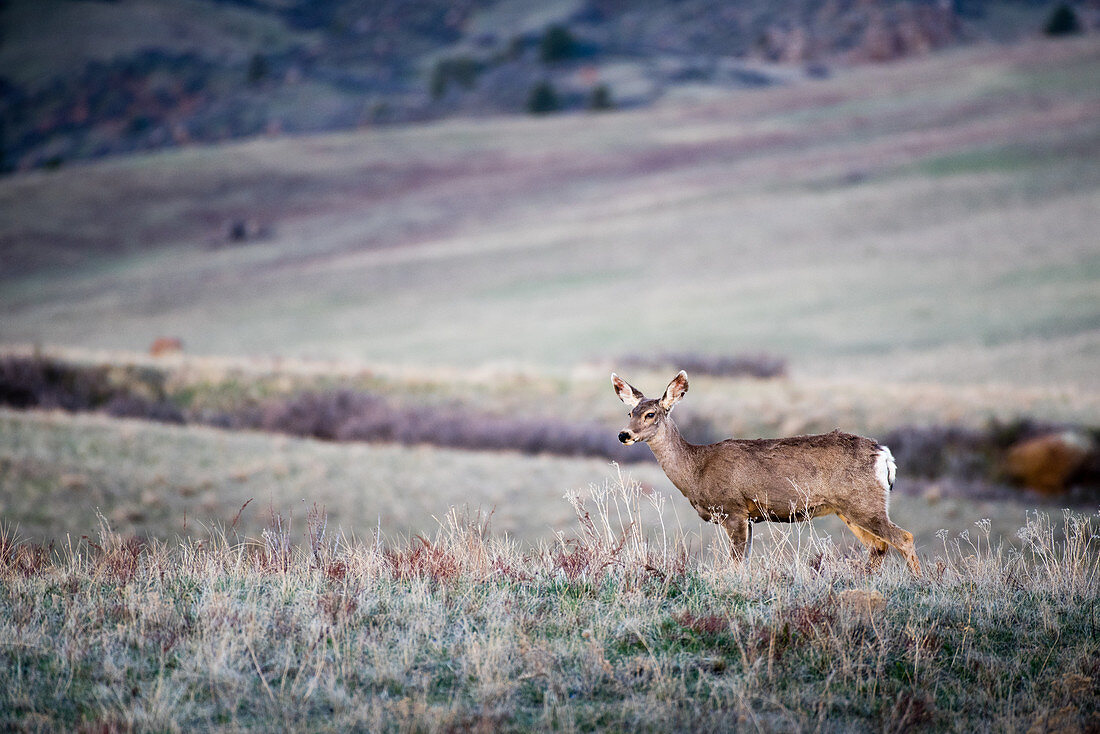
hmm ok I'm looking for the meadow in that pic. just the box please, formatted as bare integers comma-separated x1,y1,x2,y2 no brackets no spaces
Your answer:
3,37,1099,389
0,478,1097,732
1,33,1099,733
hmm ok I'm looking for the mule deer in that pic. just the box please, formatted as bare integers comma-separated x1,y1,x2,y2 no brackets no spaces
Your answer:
612,371,921,575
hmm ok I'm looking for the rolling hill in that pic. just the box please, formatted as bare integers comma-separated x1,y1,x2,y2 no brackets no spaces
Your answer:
2,35,1098,391
1,0,1090,171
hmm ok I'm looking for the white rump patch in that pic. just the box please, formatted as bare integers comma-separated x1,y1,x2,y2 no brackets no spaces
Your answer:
875,447,896,493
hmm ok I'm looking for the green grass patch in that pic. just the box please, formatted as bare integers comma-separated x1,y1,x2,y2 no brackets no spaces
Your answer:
918,146,1044,177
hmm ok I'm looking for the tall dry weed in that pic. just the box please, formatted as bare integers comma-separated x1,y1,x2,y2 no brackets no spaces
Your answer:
0,477,1096,732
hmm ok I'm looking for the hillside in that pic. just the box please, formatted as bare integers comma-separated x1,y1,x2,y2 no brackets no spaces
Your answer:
3,36,1099,392
2,13,1099,731
1,0,1093,171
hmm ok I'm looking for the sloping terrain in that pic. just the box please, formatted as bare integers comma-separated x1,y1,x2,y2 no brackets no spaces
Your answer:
1,19,1097,732
2,37,1098,391
0,404,1069,555
1,0,1085,170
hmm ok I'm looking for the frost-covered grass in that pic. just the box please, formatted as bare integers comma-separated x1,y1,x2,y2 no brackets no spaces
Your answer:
0,406,673,546
1,476,1097,732
0,406,1075,554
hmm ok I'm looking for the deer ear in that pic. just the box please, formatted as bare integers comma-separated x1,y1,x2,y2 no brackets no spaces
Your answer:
611,373,644,408
659,370,689,410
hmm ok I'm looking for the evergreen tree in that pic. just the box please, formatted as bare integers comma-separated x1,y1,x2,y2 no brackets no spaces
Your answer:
540,25,577,63
589,84,613,111
527,81,560,114
1044,4,1082,36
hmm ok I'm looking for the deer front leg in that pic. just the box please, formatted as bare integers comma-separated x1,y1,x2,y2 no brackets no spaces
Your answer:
722,516,752,561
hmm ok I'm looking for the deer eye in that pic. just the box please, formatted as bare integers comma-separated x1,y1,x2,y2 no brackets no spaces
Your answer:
644,412,655,420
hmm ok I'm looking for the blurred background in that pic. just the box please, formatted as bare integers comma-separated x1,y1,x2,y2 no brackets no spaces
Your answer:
1,0,1098,552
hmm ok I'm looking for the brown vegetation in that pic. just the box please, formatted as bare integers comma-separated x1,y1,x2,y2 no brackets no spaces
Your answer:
620,352,787,380
3,354,1100,500
0,355,637,462
2,0,1074,173
1005,431,1097,495
149,337,183,357
0,481,1096,731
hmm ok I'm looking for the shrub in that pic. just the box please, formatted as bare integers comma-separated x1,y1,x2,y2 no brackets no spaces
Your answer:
881,424,991,479
540,25,577,63
0,356,115,411
104,394,185,425
589,84,613,111
526,81,560,114
278,390,642,462
429,57,483,100
1044,4,1083,36
247,54,269,85
256,390,381,441
620,352,788,379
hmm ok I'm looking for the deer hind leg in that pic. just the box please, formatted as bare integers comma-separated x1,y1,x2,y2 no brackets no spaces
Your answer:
722,516,752,562
836,512,889,570
842,510,922,577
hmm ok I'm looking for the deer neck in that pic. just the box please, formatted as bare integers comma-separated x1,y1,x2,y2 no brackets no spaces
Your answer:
646,418,701,498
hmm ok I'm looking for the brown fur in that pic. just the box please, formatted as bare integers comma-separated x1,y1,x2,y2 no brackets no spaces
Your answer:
612,371,920,575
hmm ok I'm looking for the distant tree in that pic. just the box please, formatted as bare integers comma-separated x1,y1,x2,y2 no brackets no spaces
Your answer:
128,115,153,134
589,84,613,111
1044,4,1082,36
247,53,269,85
368,100,392,123
430,57,482,100
527,81,560,114
429,62,448,100
540,25,577,63
506,35,527,61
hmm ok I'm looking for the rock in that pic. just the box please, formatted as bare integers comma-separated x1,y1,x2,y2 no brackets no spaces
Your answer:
60,473,89,491
149,337,183,357
1004,431,1095,495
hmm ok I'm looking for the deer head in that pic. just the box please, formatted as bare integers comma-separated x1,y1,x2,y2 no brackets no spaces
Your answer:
611,371,689,445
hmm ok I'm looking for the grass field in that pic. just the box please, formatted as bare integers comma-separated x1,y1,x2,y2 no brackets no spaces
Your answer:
0,404,1070,555
1,479,1097,732
2,34,1100,733
3,37,1099,389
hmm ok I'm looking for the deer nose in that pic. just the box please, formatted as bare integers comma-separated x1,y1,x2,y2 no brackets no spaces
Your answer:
618,431,632,444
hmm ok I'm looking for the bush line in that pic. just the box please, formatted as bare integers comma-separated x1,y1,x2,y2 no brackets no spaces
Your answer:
0,355,641,462
2,355,1098,493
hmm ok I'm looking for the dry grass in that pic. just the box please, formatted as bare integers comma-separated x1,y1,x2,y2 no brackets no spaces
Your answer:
0,475,1096,732
2,34,1098,732
2,38,1098,391
4,343,1099,440
0,406,670,546
1,403,1086,558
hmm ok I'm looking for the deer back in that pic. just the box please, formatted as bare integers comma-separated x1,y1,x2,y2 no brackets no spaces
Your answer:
690,430,886,520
